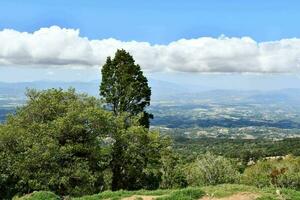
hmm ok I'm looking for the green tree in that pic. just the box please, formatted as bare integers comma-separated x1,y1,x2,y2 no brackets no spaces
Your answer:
100,49,152,128
0,88,114,197
0,88,170,197
109,114,168,190
160,149,188,189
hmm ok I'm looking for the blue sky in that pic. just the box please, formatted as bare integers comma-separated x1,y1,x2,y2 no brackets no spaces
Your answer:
1,0,300,43
1,0,300,90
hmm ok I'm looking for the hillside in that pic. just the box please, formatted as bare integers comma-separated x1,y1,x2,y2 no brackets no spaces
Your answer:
14,184,300,200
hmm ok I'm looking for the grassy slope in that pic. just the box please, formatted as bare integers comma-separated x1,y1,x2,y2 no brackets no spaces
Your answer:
14,184,300,200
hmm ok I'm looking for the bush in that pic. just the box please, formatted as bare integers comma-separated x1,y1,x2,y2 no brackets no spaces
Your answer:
242,156,300,190
185,152,240,186
241,161,272,188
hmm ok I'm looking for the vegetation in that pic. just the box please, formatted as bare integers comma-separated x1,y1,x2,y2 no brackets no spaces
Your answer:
242,156,300,190
14,184,300,200
73,188,204,200
0,88,170,198
174,137,300,164
185,152,240,186
13,191,60,200
2,50,300,199
100,49,152,128
201,184,300,200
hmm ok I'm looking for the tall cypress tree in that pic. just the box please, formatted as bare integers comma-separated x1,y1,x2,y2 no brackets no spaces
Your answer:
100,49,152,128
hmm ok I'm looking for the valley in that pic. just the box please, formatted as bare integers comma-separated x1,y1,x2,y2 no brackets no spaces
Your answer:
2,81,300,140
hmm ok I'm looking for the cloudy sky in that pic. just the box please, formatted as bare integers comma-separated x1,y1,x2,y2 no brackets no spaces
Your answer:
1,0,300,89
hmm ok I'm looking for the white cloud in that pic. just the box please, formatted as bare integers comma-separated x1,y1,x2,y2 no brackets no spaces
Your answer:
1,26,300,73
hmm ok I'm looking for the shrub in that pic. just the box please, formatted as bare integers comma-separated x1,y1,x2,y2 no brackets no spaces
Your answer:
185,152,240,186
241,161,272,188
242,156,300,190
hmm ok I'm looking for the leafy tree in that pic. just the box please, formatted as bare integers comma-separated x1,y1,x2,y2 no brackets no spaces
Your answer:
99,49,169,191
0,88,170,197
160,149,188,189
0,88,114,197
0,125,19,199
109,114,168,190
100,49,152,128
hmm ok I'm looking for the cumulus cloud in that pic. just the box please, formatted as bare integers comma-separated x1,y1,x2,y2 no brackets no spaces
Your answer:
1,26,300,73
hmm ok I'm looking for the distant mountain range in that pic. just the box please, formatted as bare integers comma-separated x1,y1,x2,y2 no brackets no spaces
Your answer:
0,79,205,100
1,79,300,105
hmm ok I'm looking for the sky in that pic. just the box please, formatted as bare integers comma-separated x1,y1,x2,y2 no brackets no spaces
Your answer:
1,0,300,90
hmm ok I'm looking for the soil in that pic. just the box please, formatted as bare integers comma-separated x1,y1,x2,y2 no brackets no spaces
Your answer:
120,192,260,200
200,192,260,200
122,195,162,200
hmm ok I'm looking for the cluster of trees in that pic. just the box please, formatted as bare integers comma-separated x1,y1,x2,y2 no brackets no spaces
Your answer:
158,151,300,192
0,88,169,198
0,50,178,199
175,137,300,165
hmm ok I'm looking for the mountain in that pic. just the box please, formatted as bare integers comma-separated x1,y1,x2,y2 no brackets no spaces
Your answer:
0,79,207,100
1,80,300,104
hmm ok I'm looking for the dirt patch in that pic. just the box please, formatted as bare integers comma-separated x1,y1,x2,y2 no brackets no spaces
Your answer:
122,195,161,200
200,192,260,200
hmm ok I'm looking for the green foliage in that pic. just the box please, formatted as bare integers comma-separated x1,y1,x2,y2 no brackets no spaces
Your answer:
21,184,300,200
0,88,171,197
0,88,114,197
242,156,300,190
159,149,188,189
100,50,169,191
174,137,300,166
280,188,300,200
186,152,240,186
109,115,169,190
241,161,273,188
100,49,152,127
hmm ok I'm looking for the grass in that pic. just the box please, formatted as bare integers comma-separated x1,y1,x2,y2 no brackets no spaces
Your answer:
156,187,205,200
202,184,263,198
202,184,300,200
73,187,204,200
73,189,171,200
13,191,60,200
14,184,300,200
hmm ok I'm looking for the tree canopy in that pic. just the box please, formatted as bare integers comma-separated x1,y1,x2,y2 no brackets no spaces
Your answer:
100,49,152,127
0,89,114,197
0,88,170,198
